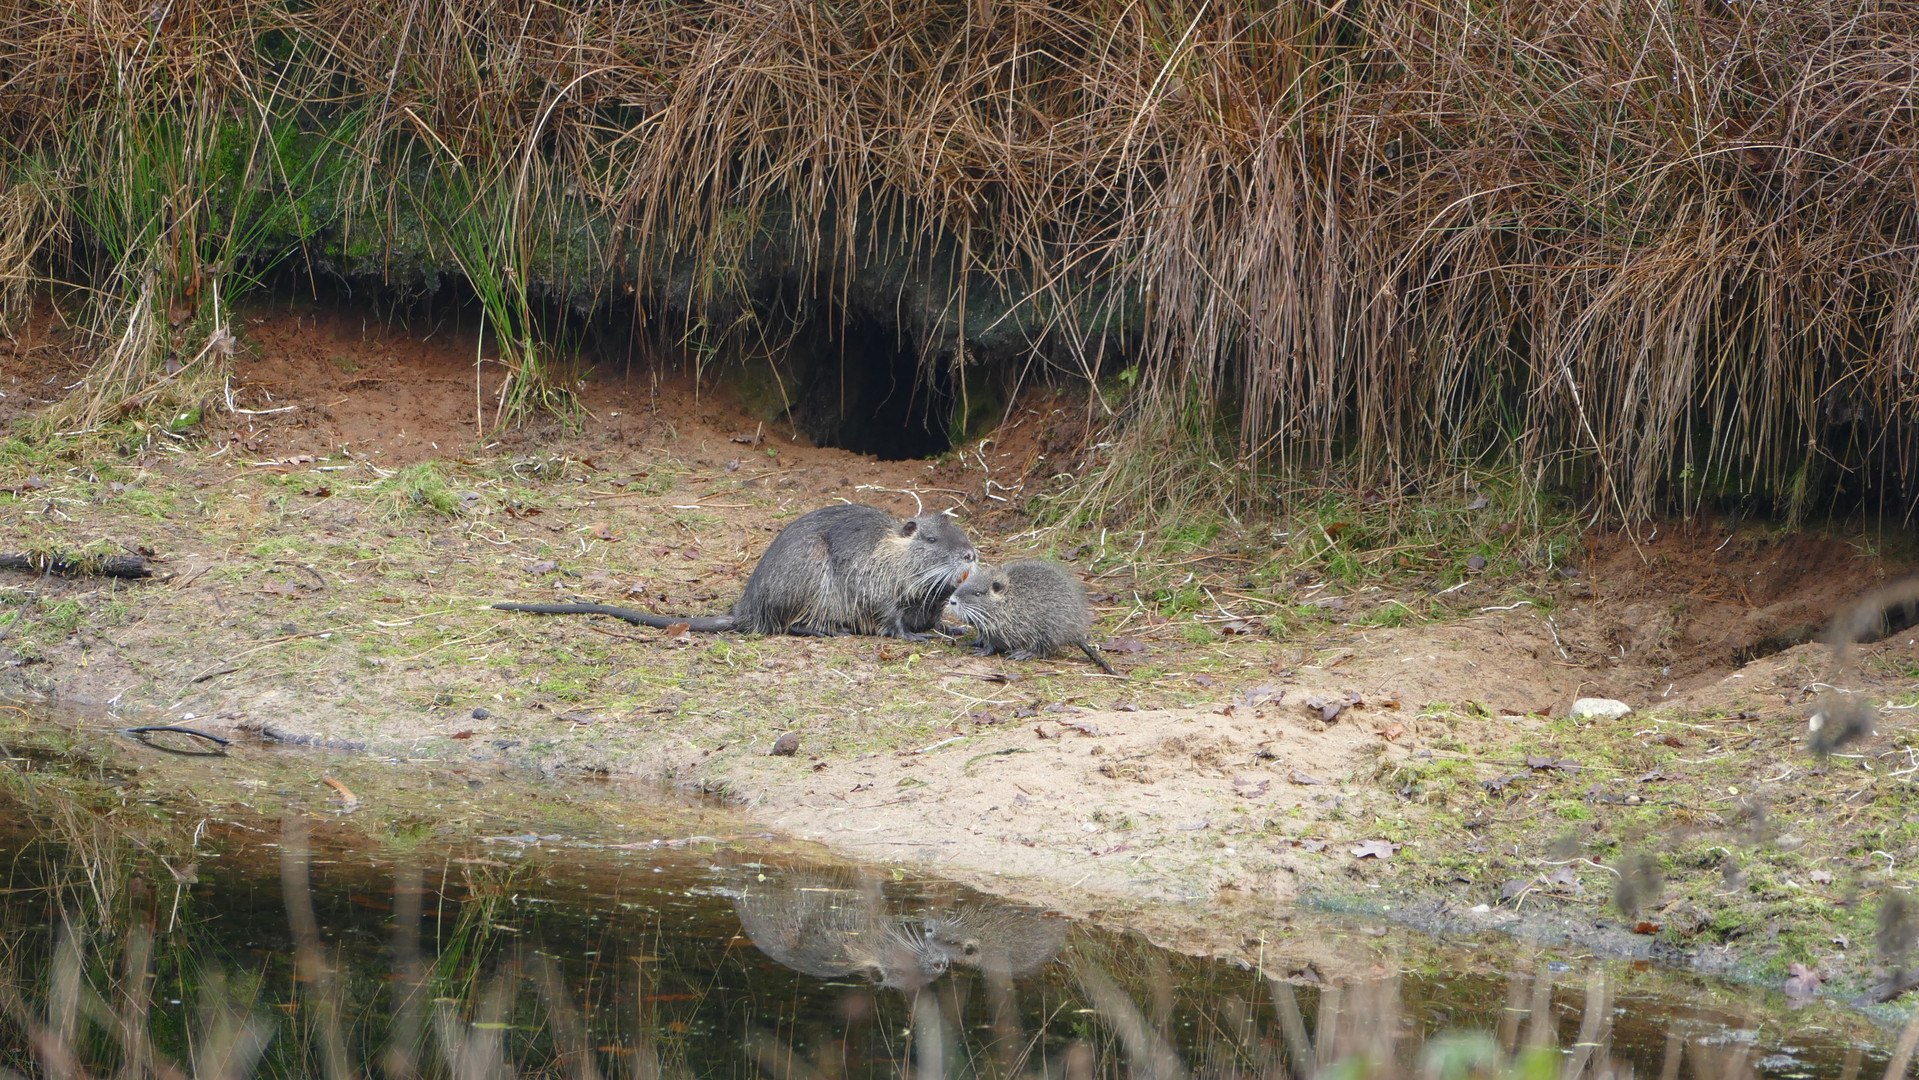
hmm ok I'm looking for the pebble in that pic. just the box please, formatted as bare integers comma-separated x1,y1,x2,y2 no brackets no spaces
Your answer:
471,707,491,720
1569,698,1632,721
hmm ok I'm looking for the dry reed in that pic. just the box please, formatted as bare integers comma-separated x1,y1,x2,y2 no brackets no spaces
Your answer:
2,0,1915,518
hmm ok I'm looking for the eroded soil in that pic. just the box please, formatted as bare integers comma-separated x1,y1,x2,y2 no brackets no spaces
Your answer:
3,297,1918,1012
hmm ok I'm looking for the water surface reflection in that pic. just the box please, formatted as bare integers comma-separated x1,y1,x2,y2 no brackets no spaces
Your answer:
0,729,1890,1080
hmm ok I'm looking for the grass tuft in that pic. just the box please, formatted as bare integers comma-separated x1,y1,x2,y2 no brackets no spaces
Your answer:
367,463,464,519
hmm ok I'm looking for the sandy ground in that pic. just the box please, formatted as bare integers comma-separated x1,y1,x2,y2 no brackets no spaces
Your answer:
4,296,1919,1000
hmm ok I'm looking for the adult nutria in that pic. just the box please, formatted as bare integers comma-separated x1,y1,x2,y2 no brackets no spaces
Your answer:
946,559,1117,674
494,503,977,639
922,902,1067,979
728,868,948,991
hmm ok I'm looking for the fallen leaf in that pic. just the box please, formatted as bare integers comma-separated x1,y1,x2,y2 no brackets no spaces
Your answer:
450,731,475,740
558,712,594,726
526,560,558,575
725,459,741,472
1466,555,1487,571
1305,693,1359,723
666,622,692,644
1232,777,1270,799
1810,869,1834,884
1350,840,1397,860
1193,673,1217,687
770,732,800,756
1377,722,1407,742
1107,638,1150,655
1637,769,1683,783
1219,619,1258,636
322,775,359,813
1525,755,1556,770
1467,495,1489,510
590,523,616,541
1175,819,1210,831
1241,684,1282,706
1300,839,1332,853
1058,719,1101,737
1288,769,1325,786
1632,921,1661,935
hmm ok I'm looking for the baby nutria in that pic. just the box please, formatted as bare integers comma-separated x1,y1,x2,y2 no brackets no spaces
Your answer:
946,559,1117,674
494,503,977,639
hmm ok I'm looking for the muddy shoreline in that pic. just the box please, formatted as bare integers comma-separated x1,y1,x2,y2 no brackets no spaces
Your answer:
3,301,1918,1021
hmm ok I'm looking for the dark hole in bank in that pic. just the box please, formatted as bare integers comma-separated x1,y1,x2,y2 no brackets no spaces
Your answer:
260,270,959,462
790,314,955,461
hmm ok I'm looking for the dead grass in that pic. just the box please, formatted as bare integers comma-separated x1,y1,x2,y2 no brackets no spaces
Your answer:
1,0,1915,517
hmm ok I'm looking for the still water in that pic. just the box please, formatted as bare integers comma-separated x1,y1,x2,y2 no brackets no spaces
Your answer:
0,722,1892,1079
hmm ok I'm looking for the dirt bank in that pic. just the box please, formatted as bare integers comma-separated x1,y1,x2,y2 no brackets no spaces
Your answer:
3,299,1917,1011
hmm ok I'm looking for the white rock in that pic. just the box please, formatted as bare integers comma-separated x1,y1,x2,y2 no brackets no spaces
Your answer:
1570,697,1633,722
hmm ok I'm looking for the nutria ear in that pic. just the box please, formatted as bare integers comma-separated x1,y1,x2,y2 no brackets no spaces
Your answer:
900,519,920,537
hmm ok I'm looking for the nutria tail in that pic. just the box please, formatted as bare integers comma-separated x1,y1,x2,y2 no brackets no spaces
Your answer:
492,602,736,632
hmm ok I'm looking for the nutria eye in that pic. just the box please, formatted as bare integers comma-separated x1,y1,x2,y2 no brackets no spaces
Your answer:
991,581,1004,594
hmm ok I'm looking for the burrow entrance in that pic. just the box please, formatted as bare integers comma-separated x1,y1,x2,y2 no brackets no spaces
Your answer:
786,316,955,461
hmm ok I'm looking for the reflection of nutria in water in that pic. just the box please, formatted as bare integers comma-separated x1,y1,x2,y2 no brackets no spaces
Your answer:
728,869,949,991
922,902,1068,978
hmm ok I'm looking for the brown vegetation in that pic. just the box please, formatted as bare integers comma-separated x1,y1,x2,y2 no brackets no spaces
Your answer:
2,0,1918,518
